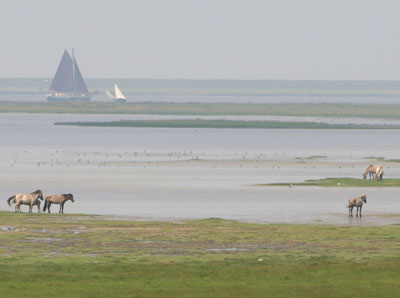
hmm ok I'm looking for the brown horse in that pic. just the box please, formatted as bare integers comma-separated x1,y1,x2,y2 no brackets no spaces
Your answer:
7,190,44,213
43,194,74,213
348,194,367,217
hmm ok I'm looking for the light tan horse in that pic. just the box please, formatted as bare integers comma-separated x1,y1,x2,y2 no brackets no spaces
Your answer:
363,165,383,180
7,190,44,213
348,194,367,217
43,194,74,213
376,166,384,181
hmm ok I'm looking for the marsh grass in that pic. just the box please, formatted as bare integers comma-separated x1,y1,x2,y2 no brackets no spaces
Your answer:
55,119,400,129
0,211,400,297
262,178,400,187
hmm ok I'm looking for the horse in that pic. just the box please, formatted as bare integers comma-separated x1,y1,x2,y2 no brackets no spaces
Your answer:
348,194,367,217
43,194,74,213
376,166,384,181
363,165,383,180
7,190,44,213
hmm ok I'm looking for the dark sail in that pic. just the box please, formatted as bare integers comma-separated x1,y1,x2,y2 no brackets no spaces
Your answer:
72,57,89,93
49,50,88,93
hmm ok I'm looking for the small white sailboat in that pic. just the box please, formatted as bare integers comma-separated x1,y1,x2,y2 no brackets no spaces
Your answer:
105,84,127,103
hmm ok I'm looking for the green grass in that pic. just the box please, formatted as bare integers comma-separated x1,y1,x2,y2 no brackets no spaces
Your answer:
3,101,400,119
262,177,400,187
54,119,400,129
0,212,400,297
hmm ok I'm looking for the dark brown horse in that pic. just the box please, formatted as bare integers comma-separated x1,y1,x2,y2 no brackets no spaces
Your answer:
43,194,74,213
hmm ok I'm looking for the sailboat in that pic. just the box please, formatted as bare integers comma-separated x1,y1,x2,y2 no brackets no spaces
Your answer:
47,49,91,101
105,84,127,103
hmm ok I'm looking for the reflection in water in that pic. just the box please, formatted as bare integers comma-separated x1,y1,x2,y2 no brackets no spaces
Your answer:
348,216,362,226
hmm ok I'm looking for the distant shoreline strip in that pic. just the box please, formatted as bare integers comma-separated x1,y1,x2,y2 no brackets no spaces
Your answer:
54,119,400,129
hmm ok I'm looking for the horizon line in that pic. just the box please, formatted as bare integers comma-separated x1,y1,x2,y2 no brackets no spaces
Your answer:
0,77,400,82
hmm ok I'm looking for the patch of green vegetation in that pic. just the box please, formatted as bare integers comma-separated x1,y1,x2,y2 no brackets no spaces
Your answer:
262,178,400,187
1,212,400,297
304,155,328,159
54,119,400,129
363,156,385,161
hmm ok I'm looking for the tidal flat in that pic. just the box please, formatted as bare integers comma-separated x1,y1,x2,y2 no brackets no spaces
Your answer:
1,212,399,297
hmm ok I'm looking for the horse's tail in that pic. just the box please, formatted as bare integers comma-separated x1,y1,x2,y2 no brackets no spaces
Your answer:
7,195,16,207
43,199,48,212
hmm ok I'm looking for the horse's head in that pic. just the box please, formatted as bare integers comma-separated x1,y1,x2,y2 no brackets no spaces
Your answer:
33,190,44,200
67,193,74,202
360,194,367,203
363,172,367,179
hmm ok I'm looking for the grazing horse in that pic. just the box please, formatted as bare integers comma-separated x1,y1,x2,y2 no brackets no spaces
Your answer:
363,165,383,180
348,194,367,217
376,166,384,181
7,190,44,213
43,194,74,213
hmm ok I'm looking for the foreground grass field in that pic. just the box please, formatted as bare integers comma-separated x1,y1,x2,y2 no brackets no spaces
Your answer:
262,178,400,187
3,101,400,119
0,212,399,297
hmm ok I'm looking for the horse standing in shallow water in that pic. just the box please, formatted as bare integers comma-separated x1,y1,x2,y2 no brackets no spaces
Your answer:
7,190,44,213
348,194,367,217
43,194,74,213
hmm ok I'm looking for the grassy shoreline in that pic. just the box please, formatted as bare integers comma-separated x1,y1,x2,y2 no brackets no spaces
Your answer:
259,178,400,187
54,119,400,129
1,212,399,297
2,101,400,118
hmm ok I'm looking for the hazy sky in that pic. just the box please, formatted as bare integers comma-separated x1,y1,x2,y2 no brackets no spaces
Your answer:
1,0,400,80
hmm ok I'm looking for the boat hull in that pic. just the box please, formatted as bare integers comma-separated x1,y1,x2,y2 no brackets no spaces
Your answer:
114,98,127,103
47,95,91,102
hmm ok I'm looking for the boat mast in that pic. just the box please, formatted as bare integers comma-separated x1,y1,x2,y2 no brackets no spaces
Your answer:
72,47,76,95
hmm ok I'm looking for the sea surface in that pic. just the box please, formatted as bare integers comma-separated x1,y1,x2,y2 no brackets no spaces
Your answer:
1,113,400,225
1,78,400,103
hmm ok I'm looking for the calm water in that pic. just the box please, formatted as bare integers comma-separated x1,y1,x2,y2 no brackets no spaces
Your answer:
1,78,400,103
2,113,400,159
1,113,400,224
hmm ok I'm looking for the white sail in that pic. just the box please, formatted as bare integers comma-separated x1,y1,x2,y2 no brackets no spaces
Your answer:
114,84,126,99
105,89,114,99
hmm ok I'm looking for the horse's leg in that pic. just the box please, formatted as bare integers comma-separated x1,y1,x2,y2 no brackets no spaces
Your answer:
29,203,33,213
350,206,353,217
59,203,64,214
48,203,51,213
359,206,362,217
